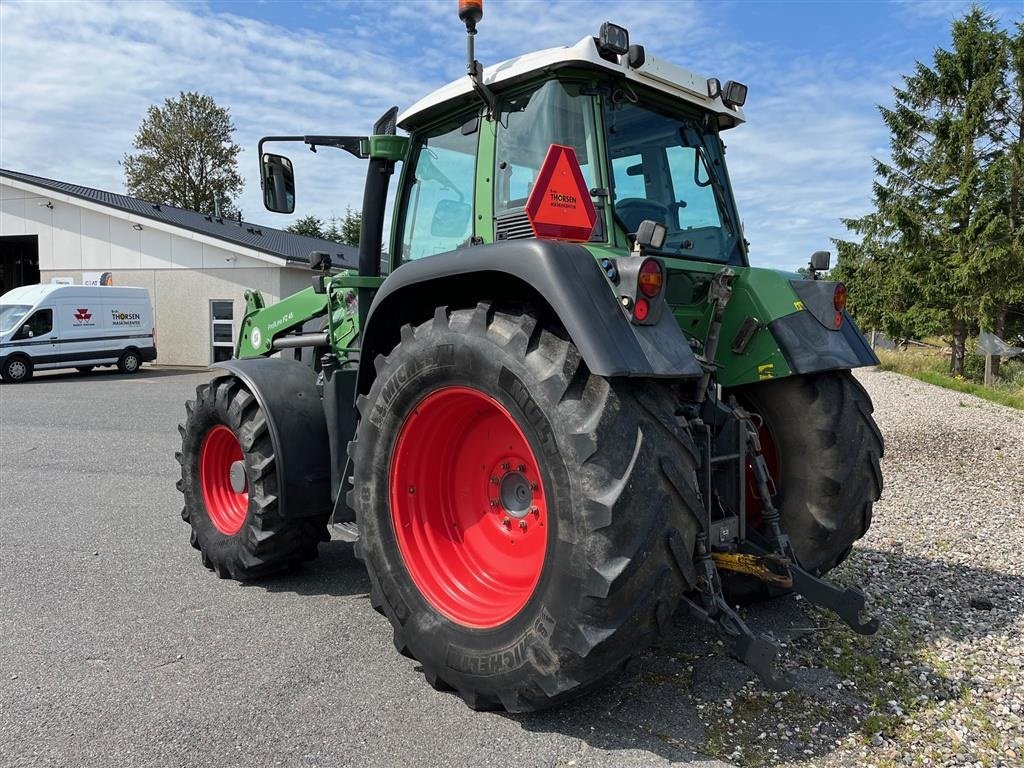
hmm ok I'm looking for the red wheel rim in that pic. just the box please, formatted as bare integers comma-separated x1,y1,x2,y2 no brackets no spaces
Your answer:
200,425,248,535
389,386,548,629
743,407,780,529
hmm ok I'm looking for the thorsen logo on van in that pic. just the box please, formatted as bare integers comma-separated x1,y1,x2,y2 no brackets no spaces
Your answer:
110,309,142,326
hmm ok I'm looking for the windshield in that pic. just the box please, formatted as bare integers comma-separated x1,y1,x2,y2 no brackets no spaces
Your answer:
0,304,31,334
605,97,743,263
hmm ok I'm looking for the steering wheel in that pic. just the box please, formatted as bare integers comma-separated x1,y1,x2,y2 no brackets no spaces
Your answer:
614,198,671,234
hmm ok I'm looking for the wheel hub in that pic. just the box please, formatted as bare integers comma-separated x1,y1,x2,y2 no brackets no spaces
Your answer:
229,460,247,494
498,470,533,518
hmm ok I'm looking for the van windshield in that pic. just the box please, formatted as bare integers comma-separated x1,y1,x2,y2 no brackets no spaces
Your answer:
0,305,31,334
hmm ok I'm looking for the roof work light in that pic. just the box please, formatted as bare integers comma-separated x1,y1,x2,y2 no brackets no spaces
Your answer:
598,22,629,56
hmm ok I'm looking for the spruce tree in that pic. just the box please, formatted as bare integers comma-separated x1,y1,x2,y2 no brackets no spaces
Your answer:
835,8,1010,375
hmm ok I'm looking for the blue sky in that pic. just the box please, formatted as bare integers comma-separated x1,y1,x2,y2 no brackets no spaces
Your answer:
1,0,1020,270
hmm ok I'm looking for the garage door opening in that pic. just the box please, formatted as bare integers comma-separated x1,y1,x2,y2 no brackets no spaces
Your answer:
0,235,40,294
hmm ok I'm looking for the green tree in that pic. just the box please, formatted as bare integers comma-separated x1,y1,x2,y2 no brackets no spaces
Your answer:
988,22,1024,374
286,215,328,239
122,91,242,216
340,206,362,248
835,8,1010,375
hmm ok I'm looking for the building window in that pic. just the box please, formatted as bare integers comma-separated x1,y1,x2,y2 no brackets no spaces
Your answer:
210,300,234,363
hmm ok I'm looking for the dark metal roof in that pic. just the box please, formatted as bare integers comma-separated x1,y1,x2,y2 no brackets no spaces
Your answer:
0,168,358,268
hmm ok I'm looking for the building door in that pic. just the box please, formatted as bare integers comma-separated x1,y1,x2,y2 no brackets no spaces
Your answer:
210,300,234,363
0,235,40,294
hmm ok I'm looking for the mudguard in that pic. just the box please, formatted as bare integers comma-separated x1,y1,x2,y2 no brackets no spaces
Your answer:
357,240,703,395
211,357,332,520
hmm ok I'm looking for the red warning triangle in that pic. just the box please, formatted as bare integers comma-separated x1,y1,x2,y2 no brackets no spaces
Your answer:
525,144,597,242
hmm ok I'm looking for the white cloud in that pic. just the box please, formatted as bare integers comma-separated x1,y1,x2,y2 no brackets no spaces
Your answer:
0,0,910,271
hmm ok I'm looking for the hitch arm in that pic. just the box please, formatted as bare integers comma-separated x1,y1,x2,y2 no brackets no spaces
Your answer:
742,532,880,636
686,534,793,691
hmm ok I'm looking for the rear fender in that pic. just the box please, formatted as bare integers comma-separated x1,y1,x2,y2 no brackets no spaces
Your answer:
356,240,702,396
210,358,332,520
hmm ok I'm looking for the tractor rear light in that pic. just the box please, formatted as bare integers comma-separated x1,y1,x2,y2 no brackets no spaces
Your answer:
833,283,847,312
637,258,663,298
633,297,650,322
835,311,843,328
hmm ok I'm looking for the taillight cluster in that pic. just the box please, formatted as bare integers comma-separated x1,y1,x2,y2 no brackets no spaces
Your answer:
633,258,663,323
833,283,847,328
606,256,665,325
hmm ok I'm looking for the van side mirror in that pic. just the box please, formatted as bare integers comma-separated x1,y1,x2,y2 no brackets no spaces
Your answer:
261,153,296,213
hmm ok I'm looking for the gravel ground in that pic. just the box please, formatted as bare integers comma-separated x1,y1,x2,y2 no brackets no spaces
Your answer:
688,368,1024,768
1,366,1021,768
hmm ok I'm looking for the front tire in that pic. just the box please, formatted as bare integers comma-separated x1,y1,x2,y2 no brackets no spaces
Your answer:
351,304,704,712
177,376,325,579
1,356,32,382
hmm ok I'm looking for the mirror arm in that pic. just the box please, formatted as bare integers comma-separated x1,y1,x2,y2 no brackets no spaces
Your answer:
258,135,369,160
303,136,369,159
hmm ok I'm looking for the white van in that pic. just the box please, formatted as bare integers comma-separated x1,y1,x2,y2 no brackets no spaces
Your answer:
0,284,156,382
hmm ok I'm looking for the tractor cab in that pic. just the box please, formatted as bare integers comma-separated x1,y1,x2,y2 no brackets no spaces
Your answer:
391,28,749,269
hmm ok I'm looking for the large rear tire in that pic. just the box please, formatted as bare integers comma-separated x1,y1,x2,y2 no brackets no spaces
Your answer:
724,370,884,600
177,376,327,579
350,304,704,713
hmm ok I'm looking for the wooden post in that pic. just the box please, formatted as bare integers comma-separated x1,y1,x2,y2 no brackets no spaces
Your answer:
984,352,994,388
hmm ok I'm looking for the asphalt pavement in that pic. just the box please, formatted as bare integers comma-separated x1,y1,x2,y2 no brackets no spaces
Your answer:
0,367,757,768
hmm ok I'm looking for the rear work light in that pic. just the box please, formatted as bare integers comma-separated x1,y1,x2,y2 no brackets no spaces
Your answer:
637,258,664,298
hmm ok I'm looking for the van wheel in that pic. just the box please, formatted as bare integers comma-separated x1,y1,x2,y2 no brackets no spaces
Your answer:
2,356,33,382
76,366,94,374
118,350,141,374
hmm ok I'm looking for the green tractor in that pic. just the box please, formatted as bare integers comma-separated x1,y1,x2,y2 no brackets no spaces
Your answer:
177,3,883,711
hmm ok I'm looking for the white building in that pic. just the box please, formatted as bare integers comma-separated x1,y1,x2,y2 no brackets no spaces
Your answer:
0,169,356,367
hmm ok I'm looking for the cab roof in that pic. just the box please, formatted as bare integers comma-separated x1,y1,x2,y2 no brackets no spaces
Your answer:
398,36,746,131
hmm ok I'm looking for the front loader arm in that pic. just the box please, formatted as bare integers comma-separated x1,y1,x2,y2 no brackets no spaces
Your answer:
235,272,382,360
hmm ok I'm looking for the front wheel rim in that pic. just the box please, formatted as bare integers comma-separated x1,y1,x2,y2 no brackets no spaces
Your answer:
200,425,249,535
389,386,548,629
9,361,26,379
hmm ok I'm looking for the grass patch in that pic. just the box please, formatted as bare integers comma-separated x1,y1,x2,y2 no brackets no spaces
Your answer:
875,349,1024,410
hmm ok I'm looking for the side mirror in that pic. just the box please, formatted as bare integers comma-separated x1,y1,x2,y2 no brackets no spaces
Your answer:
261,153,296,213
430,199,471,238
809,250,831,271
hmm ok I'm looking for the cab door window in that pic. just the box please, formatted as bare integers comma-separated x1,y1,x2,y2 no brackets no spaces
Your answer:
14,308,52,340
398,123,478,261
494,80,599,215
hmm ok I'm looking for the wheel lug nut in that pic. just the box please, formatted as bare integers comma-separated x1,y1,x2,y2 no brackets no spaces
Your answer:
531,506,540,517
529,482,538,491
501,462,510,471
502,517,512,528
518,519,528,531
490,476,500,485
490,499,499,507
